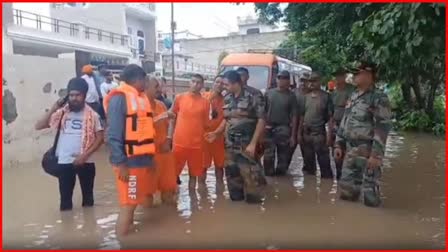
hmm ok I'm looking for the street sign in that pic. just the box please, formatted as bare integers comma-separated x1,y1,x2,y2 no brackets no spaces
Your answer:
163,37,172,49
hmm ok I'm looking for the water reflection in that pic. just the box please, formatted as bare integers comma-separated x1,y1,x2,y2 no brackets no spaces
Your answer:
3,132,445,249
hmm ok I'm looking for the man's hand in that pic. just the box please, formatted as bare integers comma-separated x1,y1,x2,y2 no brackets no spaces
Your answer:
289,136,296,148
334,147,343,161
167,111,176,120
204,131,218,143
73,153,88,167
367,156,382,170
50,97,66,112
118,165,130,182
245,142,256,158
160,139,172,153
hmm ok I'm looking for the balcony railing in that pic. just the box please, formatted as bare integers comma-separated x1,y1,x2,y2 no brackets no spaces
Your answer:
12,9,129,46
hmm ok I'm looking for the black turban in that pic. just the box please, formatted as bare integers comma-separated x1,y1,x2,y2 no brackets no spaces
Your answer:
67,77,89,96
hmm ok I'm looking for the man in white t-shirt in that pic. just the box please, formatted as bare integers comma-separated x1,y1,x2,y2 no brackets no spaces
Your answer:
35,77,104,211
82,64,105,120
100,71,119,98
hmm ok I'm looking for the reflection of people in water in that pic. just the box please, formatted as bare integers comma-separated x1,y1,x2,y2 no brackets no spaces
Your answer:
50,209,101,249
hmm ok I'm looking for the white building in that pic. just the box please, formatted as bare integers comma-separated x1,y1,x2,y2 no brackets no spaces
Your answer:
158,30,202,41
3,3,157,74
235,16,278,35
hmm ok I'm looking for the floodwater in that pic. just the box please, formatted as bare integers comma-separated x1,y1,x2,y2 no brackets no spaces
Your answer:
3,132,445,249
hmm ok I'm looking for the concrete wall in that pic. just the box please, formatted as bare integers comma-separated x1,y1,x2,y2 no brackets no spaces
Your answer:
125,15,156,58
2,54,75,166
2,3,14,54
159,31,288,67
50,3,126,35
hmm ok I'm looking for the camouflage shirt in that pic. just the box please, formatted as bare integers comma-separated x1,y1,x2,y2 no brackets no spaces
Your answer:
336,86,392,159
244,84,264,98
223,86,265,137
331,84,356,125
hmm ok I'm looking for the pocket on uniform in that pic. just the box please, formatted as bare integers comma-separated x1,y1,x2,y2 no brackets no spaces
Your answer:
237,100,250,116
352,103,371,122
237,100,250,109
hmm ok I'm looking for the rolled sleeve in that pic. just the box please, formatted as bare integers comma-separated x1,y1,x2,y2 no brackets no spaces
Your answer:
106,94,127,165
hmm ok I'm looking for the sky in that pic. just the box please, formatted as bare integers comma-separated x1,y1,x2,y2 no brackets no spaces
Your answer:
156,3,260,37
13,3,279,38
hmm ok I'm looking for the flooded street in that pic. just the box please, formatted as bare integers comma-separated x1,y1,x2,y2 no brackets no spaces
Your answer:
3,132,445,249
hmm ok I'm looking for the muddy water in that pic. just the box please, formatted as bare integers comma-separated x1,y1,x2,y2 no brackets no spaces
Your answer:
3,132,445,249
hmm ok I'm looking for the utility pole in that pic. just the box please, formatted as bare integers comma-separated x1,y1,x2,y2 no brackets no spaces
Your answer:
170,3,175,99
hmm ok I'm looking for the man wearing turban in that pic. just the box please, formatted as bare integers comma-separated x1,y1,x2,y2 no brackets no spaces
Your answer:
35,77,104,211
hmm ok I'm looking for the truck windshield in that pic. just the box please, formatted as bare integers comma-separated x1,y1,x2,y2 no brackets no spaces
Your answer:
220,66,270,91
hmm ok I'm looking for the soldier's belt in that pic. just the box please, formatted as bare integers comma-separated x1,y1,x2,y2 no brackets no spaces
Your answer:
267,122,290,127
346,138,373,146
304,125,326,134
227,132,251,149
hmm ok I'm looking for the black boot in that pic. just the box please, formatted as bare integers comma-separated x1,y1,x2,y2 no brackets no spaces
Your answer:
363,187,381,207
245,194,263,204
339,191,360,202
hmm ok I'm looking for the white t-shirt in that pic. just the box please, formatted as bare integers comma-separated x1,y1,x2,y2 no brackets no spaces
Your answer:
100,81,118,98
55,109,103,164
82,74,100,103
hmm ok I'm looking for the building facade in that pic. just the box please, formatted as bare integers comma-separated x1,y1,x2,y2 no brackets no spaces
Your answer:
3,3,157,74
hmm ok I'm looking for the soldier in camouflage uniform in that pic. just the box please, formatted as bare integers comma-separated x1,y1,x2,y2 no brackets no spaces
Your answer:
298,72,334,179
263,70,298,176
331,68,356,180
205,70,267,204
237,67,266,160
295,74,310,174
335,62,392,207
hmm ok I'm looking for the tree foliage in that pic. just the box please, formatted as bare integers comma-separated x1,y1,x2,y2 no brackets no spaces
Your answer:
255,3,445,134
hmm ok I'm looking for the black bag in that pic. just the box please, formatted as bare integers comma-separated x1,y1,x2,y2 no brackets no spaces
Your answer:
41,112,64,178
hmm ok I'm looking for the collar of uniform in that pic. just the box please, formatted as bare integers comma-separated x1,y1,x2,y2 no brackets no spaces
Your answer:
356,84,376,98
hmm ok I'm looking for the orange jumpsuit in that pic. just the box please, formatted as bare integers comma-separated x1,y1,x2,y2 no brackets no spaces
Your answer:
172,92,211,177
153,100,177,192
202,91,225,169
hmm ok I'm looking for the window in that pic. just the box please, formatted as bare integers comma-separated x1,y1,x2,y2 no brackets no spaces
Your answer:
246,28,260,35
65,3,88,7
138,39,145,55
127,27,132,35
137,30,144,38
220,66,270,91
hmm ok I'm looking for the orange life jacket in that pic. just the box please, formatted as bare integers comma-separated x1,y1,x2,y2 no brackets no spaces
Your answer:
104,83,156,158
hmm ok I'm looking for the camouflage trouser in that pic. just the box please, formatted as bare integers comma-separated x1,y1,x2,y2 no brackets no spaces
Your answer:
224,133,267,202
263,125,291,176
331,125,344,180
339,141,381,206
302,129,333,178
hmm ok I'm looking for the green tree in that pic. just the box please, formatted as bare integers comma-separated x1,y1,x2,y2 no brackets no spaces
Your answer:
255,3,445,134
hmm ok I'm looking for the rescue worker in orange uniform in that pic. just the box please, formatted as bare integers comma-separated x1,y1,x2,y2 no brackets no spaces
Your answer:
201,75,226,184
145,76,177,204
168,74,211,190
104,64,157,237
